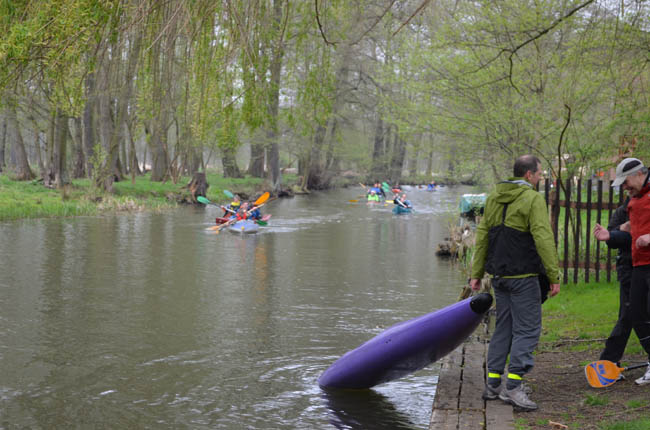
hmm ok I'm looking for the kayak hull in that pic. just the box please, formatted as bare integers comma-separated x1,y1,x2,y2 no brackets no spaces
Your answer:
392,206,412,215
228,220,260,234
318,293,493,389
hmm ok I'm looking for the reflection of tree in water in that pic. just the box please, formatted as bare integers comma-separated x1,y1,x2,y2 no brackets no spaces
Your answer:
322,388,418,430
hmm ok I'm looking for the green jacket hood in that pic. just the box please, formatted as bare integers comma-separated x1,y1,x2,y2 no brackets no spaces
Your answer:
493,178,533,204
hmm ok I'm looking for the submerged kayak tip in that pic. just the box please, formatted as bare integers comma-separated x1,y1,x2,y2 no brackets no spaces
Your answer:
469,293,493,314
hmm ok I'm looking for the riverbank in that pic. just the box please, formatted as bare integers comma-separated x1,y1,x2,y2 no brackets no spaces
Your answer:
0,172,298,222
508,281,649,429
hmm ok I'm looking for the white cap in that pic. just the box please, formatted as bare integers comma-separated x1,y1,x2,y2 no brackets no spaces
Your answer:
612,158,645,187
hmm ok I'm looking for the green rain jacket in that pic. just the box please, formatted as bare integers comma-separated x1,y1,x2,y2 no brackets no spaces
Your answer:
471,178,560,284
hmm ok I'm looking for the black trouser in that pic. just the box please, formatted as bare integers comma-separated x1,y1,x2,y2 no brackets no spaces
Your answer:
600,266,632,363
629,264,650,356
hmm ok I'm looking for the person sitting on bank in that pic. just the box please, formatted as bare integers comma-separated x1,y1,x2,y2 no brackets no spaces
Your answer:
367,190,381,202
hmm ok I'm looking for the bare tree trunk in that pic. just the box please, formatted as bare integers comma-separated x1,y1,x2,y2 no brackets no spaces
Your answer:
305,124,326,189
221,146,242,178
53,109,70,188
0,116,6,172
370,115,385,180
426,141,434,177
82,71,96,178
266,0,285,192
71,117,85,178
5,103,34,180
389,133,406,184
248,142,265,178
408,146,419,178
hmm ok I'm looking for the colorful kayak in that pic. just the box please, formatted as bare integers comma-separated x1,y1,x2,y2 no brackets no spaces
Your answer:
392,205,412,215
228,219,260,234
318,293,493,389
217,214,271,226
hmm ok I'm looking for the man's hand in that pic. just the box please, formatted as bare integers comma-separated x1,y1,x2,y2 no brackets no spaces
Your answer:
636,233,650,248
593,223,610,241
470,279,481,291
549,283,560,297
620,221,631,233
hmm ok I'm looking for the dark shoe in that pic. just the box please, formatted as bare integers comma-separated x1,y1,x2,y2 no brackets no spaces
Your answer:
499,384,538,411
482,384,501,400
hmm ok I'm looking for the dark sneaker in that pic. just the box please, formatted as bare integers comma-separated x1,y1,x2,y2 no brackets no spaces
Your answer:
499,384,538,411
482,384,501,400
635,364,650,385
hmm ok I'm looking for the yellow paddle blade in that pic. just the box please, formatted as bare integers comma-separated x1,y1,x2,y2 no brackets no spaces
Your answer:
254,192,270,206
349,199,358,203
585,360,622,388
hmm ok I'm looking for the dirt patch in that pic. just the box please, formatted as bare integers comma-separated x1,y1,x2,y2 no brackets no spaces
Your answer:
513,349,650,429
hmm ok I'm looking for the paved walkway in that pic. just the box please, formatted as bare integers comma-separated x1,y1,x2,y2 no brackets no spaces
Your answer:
429,332,515,430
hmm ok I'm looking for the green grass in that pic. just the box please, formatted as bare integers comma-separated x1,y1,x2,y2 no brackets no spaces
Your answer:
0,171,295,222
600,419,650,430
540,281,644,356
584,393,609,406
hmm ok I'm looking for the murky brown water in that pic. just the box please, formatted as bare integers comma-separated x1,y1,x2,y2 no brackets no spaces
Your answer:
0,185,474,429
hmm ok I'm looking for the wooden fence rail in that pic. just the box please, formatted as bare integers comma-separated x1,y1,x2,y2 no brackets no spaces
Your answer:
542,178,624,284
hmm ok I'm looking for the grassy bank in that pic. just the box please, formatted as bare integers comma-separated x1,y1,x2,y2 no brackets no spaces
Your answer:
0,172,294,222
540,280,643,358
512,280,650,430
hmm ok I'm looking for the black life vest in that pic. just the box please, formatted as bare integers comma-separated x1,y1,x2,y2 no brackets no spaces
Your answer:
485,203,544,277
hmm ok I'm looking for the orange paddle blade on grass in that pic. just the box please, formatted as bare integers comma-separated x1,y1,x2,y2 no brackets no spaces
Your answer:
585,360,647,388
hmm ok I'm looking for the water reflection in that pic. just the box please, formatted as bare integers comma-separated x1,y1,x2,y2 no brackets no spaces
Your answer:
0,185,476,429
323,388,418,430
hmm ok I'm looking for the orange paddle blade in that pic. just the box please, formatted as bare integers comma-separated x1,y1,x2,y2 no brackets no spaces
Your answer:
585,360,622,388
254,192,270,206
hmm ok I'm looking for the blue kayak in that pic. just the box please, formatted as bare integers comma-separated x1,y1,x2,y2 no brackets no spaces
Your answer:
228,220,259,234
392,205,412,215
318,293,493,389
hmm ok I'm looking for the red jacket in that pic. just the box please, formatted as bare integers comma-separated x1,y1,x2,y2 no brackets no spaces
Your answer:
628,182,650,267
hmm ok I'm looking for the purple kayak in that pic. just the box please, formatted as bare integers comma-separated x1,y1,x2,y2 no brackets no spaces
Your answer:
318,293,493,389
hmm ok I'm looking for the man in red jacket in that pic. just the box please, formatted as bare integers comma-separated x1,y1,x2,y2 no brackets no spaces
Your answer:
612,157,650,385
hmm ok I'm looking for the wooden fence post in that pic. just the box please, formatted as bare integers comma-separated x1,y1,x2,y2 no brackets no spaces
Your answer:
585,179,592,282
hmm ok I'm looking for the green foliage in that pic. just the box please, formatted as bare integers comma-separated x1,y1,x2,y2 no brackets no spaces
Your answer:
584,393,609,406
600,419,650,430
625,399,646,409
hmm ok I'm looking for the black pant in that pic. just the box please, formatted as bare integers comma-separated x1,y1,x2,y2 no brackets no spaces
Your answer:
629,264,650,357
600,267,632,363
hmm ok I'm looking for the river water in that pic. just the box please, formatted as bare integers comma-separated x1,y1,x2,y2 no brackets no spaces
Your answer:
0,185,474,429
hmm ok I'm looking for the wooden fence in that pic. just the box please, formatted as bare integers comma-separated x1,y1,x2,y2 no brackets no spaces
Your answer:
541,178,624,284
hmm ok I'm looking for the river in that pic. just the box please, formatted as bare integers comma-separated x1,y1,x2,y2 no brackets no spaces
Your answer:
0,185,475,429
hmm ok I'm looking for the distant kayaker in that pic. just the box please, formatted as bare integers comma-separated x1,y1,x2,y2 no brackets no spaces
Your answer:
427,181,437,191
367,190,380,202
247,202,262,220
470,154,560,412
222,195,241,217
393,194,411,208
236,202,249,220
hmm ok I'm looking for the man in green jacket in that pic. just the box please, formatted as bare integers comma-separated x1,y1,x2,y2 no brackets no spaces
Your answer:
470,154,560,411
